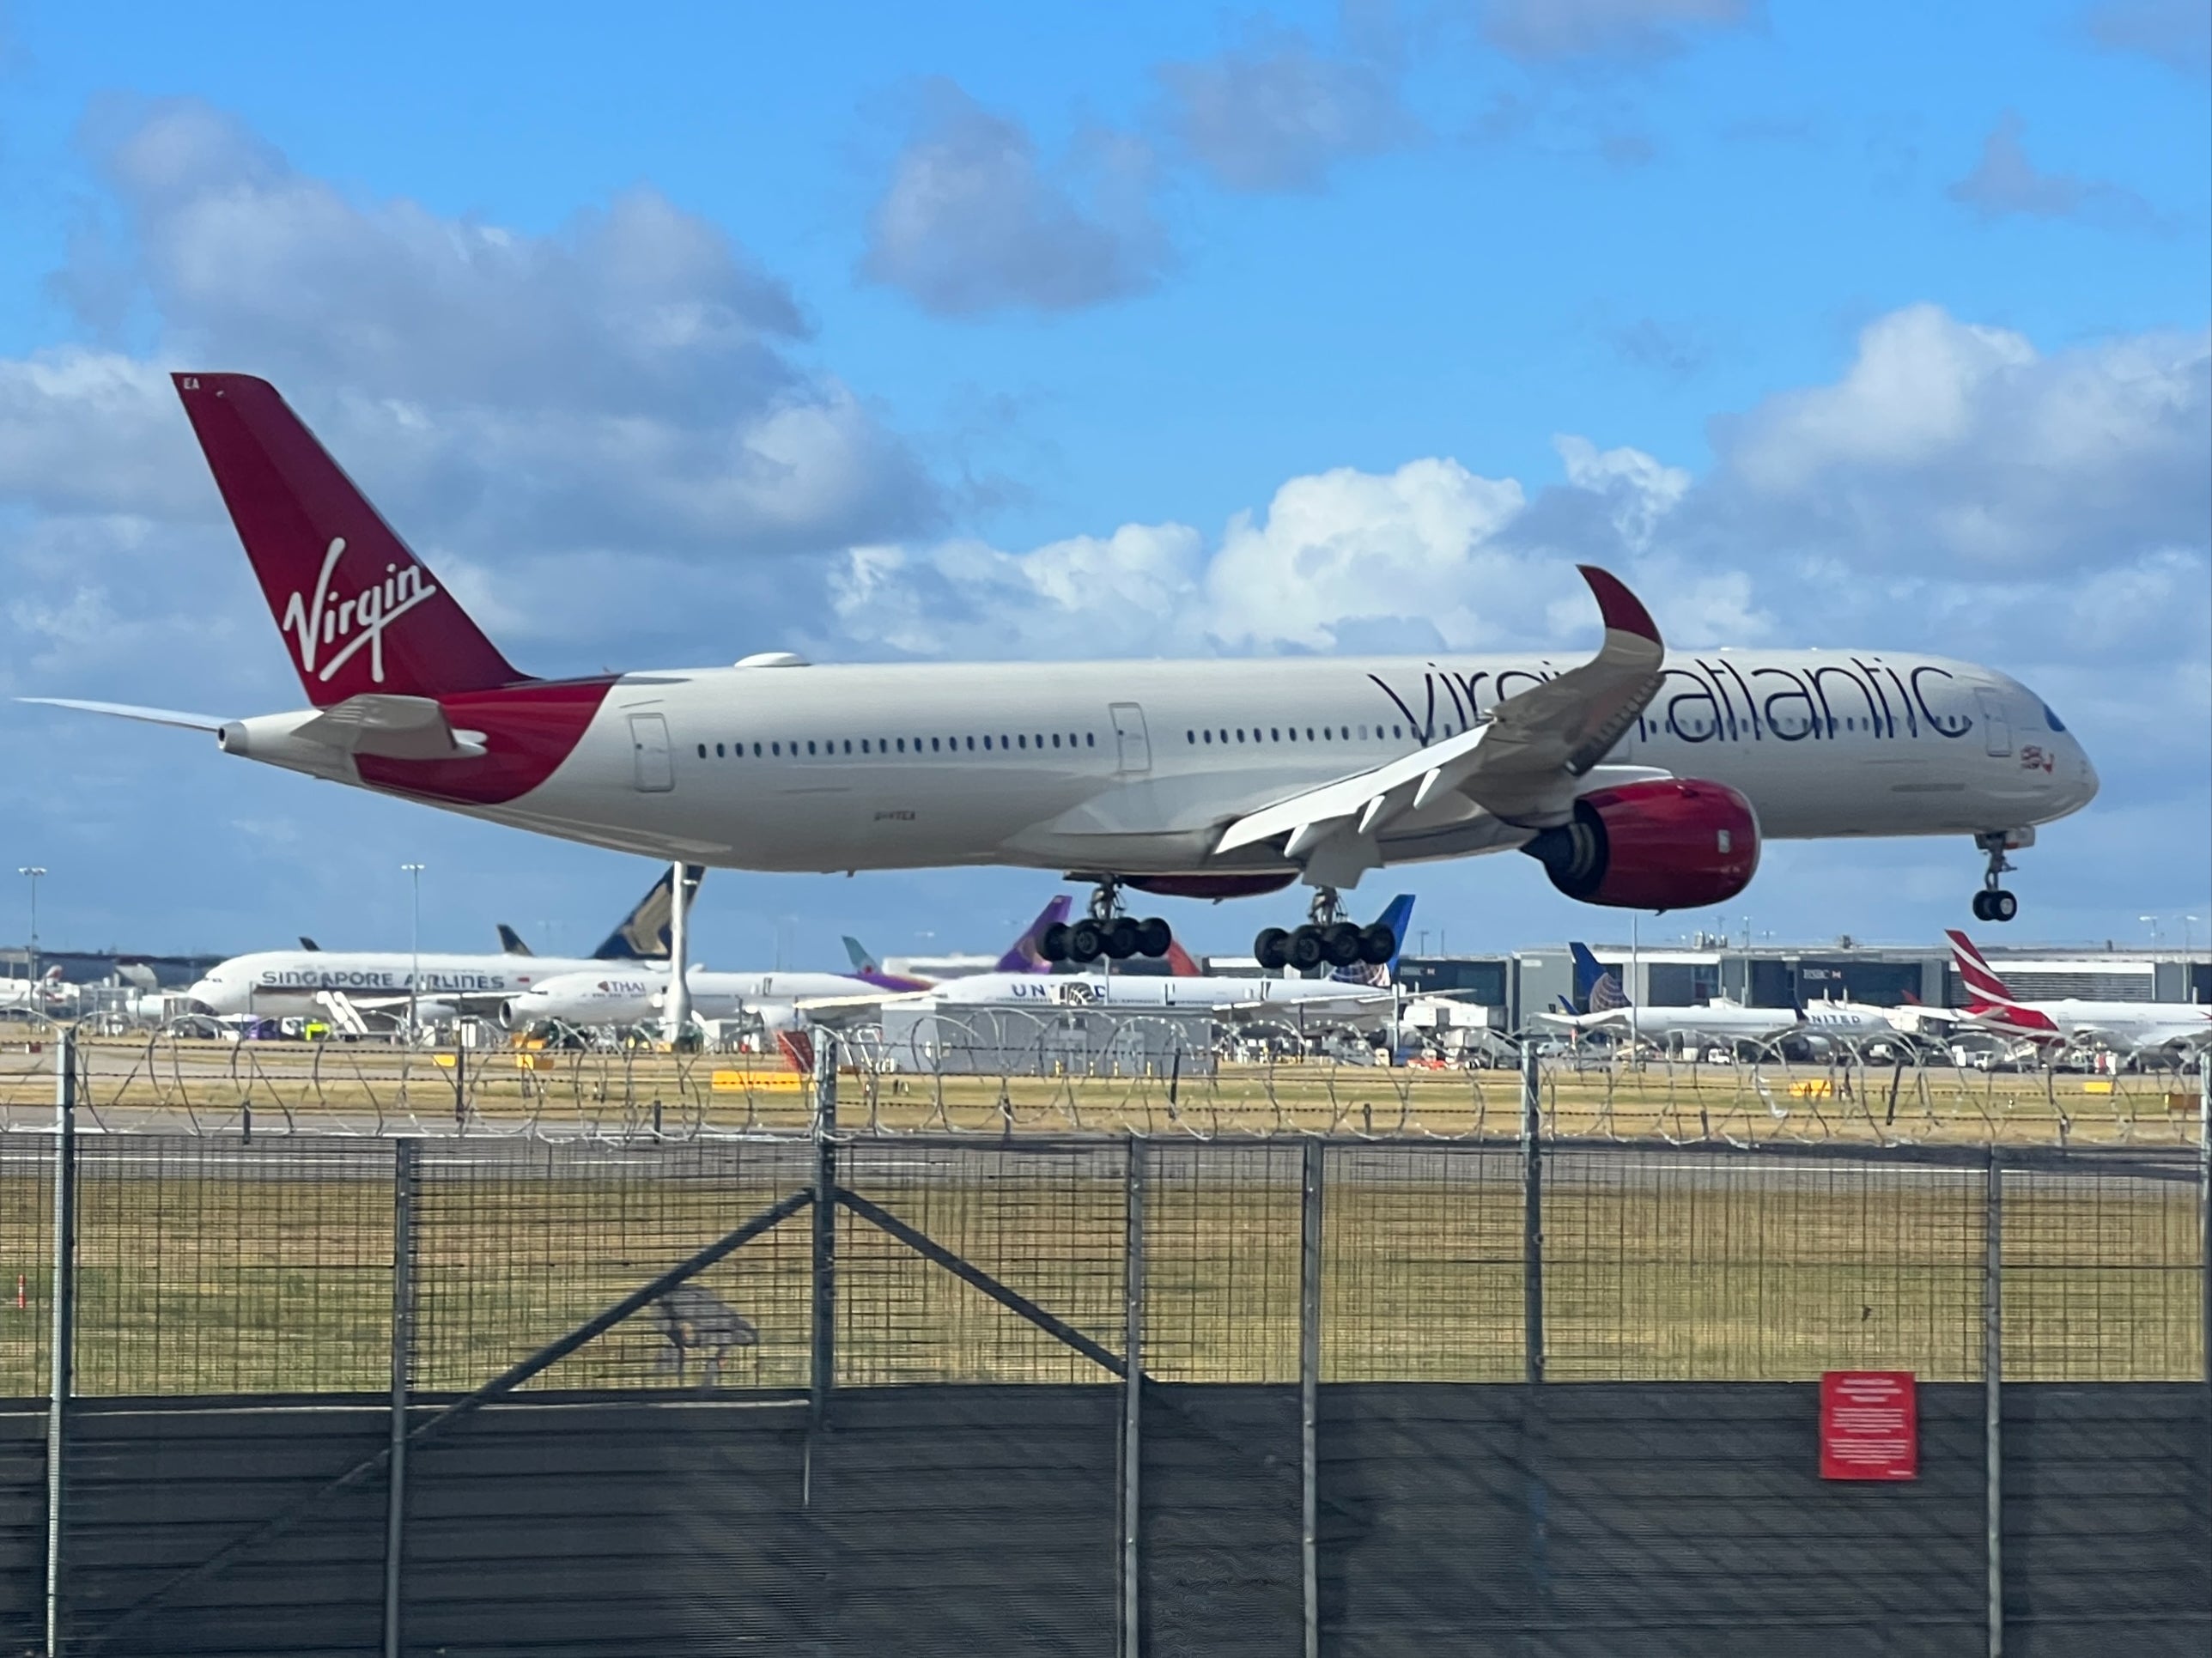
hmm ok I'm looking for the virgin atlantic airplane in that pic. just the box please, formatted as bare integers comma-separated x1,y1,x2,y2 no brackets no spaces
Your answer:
30,374,2099,969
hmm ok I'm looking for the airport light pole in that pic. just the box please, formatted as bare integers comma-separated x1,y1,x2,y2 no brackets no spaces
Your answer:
2185,916,2200,956
16,866,44,984
402,864,425,1039
2141,914,2163,950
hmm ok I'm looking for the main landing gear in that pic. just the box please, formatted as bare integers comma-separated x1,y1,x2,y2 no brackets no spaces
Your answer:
1254,888,1398,975
1041,877,1176,967
1972,830,2021,924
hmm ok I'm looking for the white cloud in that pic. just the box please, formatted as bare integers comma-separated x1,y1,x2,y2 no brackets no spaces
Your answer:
860,80,1168,317
1475,0,1759,63
11,97,936,575
1158,27,1418,192
1945,111,2164,232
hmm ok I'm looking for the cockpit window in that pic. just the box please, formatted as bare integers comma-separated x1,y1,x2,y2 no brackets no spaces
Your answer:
2042,703,2066,732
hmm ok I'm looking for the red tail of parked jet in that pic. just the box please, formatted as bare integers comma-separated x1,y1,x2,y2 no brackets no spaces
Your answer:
173,374,521,705
1945,929,2060,1035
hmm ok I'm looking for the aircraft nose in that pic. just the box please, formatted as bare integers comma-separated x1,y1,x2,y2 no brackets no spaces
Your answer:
2062,737,2099,813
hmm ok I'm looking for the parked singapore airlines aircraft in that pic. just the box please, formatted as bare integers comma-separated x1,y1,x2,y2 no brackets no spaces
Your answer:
186,864,702,1019
1541,942,1900,1047
31,376,2099,966
1948,932,2212,1055
505,896,1072,1029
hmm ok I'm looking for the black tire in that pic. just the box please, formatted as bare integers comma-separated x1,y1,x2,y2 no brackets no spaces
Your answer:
1255,927,1291,971
1104,917,1139,960
1288,926,1326,971
1357,923,1396,966
1136,916,1172,957
1990,890,2018,923
1040,922,1072,963
1324,922,1364,968
1067,920,1106,963
1971,891,1993,922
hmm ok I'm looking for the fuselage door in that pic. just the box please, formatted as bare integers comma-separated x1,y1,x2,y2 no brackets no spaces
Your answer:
629,713,674,792
1109,702,1152,775
1974,689,2011,758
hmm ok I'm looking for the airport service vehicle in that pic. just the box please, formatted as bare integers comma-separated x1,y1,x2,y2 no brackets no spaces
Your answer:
33,375,2099,967
506,896,1073,1029
1948,931,2212,1055
185,864,700,1019
1541,942,1899,1047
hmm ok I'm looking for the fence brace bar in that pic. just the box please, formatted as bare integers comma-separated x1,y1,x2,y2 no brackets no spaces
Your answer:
805,1035,838,1510
45,1030,76,1658
382,1139,417,1658
1299,1136,1324,1658
1984,1150,2003,1658
1121,1137,1146,1658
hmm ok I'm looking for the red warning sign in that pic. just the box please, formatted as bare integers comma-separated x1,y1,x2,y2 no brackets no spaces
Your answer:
1820,1371,1917,1480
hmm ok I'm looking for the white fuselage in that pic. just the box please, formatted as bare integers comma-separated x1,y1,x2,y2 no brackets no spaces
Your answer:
921,970,1393,1018
245,649,2096,881
1975,999,2212,1052
1555,999,1899,1044
188,950,646,1016
507,967,885,1027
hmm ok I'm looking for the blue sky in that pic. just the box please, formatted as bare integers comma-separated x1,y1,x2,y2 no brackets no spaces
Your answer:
0,0,2205,965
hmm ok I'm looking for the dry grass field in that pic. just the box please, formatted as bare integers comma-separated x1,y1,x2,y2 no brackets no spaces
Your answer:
3,1133,2199,1401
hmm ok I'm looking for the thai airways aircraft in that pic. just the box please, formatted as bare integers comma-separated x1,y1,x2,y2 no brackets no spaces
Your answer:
30,375,2099,966
1948,932,2212,1055
185,864,701,1019
503,896,1072,1029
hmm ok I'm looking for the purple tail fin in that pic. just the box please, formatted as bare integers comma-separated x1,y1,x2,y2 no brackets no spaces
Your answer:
994,896,1073,973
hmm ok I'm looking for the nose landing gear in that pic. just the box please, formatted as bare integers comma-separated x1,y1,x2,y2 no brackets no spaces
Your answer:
1254,888,1399,975
1972,830,2021,923
1042,877,1176,967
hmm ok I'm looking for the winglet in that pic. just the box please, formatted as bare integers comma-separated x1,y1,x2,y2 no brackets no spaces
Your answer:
1577,566,1659,645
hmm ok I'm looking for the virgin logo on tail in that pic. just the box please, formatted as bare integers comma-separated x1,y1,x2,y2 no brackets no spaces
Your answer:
280,537,441,686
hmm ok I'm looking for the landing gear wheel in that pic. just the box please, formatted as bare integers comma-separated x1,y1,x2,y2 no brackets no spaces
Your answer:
1136,916,1172,958
1289,926,1327,972
1357,924,1397,967
1972,832,2022,924
1041,922,1072,963
1066,919,1107,963
1255,927,1291,971
1323,922,1364,968
1104,917,1139,961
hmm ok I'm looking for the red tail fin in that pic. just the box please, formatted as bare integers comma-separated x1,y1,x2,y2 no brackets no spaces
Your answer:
173,374,521,706
1945,928,2020,1006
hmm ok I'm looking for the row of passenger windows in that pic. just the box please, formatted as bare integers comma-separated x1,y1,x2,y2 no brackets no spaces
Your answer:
1188,723,1443,745
696,732,1098,760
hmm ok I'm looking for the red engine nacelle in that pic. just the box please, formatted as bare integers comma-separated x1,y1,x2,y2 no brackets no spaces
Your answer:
1521,779,1760,911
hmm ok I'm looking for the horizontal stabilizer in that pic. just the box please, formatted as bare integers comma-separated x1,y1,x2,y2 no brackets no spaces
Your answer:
295,694,487,761
19,697,232,732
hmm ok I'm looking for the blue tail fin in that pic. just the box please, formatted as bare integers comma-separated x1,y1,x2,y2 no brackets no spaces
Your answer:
843,935,878,974
1569,942,1630,1013
592,865,704,961
994,896,1073,974
495,924,532,957
1330,893,1416,986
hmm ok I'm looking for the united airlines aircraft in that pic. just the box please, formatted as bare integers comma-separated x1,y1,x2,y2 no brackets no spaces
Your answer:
31,375,2099,967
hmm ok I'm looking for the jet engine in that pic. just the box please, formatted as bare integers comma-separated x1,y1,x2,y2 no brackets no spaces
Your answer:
1520,779,1759,910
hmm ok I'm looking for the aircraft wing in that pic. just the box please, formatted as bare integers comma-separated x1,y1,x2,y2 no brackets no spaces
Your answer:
1211,567,1665,872
2106,1022,2212,1053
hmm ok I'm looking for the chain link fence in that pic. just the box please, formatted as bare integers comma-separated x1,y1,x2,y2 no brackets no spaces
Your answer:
1,1037,2205,1655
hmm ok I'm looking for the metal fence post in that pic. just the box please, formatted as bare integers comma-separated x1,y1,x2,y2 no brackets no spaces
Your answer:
1984,1151,2004,1658
1121,1135,1146,1658
383,1139,417,1658
807,1033,837,1510
45,1030,76,1658
1299,1137,1324,1658
1520,1039,1548,1614
2199,1049,2209,1389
